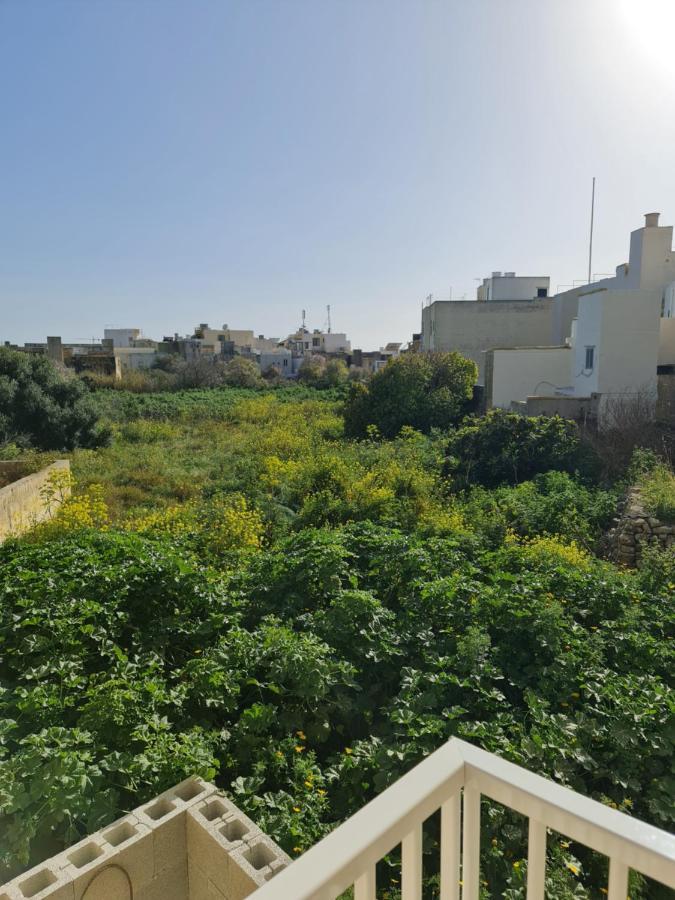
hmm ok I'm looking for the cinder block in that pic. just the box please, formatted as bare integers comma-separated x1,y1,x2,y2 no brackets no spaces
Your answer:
187,861,211,900
168,777,214,808
8,863,72,900
135,863,188,900
150,809,187,877
72,866,131,900
62,822,152,900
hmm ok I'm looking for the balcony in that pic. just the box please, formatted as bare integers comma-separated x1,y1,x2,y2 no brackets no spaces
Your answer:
1,739,672,899
250,738,675,900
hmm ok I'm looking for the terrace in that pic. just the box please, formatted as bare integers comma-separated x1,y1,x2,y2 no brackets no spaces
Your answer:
1,738,673,899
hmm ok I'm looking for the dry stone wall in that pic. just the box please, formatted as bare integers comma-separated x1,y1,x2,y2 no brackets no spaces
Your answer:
611,488,675,567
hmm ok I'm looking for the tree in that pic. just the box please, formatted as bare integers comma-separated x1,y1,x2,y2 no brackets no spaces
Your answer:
222,356,263,389
343,352,477,438
0,348,107,451
297,355,327,386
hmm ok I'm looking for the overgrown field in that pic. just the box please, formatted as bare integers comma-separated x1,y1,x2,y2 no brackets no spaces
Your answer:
1,390,673,898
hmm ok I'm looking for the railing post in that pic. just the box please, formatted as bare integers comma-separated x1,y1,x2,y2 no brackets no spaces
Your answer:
441,794,461,900
402,823,423,900
462,786,481,899
526,819,546,900
354,866,376,900
608,859,629,900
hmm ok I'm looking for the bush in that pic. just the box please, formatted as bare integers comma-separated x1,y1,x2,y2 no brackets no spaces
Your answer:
446,410,599,488
222,357,263,389
343,352,477,438
0,348,108,450
639,464,675,523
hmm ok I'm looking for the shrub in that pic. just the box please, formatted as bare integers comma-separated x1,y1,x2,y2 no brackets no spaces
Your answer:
445,410,599,488
476,471,617,547
343,352,477,438
0,348,108,450
639,464,675,523
222,357,263,389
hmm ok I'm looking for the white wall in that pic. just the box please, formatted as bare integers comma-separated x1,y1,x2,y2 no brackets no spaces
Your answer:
488,275,550,302
664,281,675,317
573,288,661,399
114,347,158,372
488,347,571,409
421,299,553,382
104,328,140,347
260,349,292,375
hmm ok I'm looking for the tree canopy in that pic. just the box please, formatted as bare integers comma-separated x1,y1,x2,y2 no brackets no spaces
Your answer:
343,352,477,438
0,348,105,451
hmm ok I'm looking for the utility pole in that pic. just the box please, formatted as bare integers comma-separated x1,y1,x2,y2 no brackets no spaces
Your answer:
588,176,596,284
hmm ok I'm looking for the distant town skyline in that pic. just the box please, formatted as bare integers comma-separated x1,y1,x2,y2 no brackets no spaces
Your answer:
2,0,675,348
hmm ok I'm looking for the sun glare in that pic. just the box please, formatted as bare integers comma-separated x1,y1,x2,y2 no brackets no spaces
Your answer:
618,0,675,75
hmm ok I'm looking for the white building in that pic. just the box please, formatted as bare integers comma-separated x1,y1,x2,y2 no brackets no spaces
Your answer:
476,272,550,302
104,328,141,347
422,295,558,383
485,212,675,423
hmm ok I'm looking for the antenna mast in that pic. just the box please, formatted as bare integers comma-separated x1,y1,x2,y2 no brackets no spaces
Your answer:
588,176,596,284
326,304,331,334
301,309,306,332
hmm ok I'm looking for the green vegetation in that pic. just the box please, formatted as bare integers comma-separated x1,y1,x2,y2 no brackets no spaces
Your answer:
445,410,599,488
640,464,675,523
0,382,673,898
0,348,108,451
343,352,477,438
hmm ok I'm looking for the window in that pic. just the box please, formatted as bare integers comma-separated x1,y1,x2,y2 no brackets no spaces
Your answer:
537,287,548,298
312,337,320,347
584,346,595,370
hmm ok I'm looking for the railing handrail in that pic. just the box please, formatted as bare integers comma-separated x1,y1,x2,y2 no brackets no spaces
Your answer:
249,738,675,899
249,740,464,900
461,742,675,887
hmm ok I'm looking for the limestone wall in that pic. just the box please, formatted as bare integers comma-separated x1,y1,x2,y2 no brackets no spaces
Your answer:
611,488,675,567
0,776,290,900
0,460,70,542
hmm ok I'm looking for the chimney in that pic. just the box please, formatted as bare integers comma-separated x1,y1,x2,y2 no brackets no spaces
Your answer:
644,212,660,227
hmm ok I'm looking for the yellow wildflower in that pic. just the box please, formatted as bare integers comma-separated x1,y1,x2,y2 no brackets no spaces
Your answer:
296,730,307,740
292,806,301,813
566,863,579,876
294,746,304,753
344,747,353,755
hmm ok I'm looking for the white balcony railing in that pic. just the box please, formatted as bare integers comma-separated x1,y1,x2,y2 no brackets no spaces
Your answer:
249,738,675,900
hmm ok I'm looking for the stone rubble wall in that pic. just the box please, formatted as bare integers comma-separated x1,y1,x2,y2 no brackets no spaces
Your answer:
610,488,675,567
0,460,70,542
0,776,290,900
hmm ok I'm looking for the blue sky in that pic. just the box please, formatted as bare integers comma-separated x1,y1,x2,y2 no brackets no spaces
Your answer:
1,0,674,348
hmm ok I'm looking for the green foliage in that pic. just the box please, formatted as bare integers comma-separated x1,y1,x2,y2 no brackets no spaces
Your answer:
0,348,108,451
1,390,672,899
445,410,599,488
298,356,349,389
343,352,477,438
463,471,617,547
639,463,675,523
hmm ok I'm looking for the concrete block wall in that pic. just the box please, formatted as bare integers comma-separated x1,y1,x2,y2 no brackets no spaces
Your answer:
0,460,70,542
0,778,290,900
